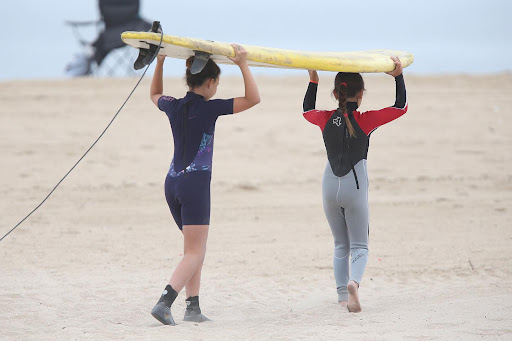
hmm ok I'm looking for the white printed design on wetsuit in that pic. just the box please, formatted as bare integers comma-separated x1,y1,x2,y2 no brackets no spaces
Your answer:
168,133,215,177
333,116,342,127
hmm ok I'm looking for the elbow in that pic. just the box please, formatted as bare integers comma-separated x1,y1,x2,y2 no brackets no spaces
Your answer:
397,103,408,118
150,93,162,107
249,95,261,108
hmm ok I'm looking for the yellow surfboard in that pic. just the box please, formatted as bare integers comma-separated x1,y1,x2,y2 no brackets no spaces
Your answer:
121,31,414,73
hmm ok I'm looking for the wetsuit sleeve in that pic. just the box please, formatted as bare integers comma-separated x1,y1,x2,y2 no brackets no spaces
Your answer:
208,98,234,117
199,98,234,129
354,74,408,135
303,110,333,131
303,81,318,112
393,74,407,109
302,81,332,131
157,95,177,112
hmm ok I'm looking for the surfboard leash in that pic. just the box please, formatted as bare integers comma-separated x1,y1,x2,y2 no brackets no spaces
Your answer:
0,23,164,244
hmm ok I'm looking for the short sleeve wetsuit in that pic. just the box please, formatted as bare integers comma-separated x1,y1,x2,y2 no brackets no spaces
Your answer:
302,75,407,301
158,92,234,229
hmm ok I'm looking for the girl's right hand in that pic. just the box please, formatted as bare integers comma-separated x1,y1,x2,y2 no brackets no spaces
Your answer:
308,70,319,82
386,56,403,77
228,44,248,66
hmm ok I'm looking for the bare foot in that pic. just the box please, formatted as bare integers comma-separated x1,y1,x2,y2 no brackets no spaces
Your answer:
339,300,348,309
347,281,361,313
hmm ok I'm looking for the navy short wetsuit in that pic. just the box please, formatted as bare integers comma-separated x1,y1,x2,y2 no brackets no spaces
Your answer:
158,92,234,229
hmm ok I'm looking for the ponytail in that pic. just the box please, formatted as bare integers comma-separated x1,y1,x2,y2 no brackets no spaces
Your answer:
336,82,356,137
334,72,365,138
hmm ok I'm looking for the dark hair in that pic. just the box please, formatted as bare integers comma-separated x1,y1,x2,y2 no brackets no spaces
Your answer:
185,56,221,89
334,72,365,137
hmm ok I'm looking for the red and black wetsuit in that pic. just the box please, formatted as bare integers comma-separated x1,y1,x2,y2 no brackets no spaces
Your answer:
301,74,407,302
303,74,407,187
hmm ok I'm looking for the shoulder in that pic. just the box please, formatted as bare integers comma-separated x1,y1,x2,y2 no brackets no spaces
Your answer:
199,98,234,115
159,95,177,103
352,106,408,136
158,95,178,111
303,109,335,122
303,109,335,130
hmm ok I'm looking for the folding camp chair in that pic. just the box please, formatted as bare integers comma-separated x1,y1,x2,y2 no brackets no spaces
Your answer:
65,0,151,77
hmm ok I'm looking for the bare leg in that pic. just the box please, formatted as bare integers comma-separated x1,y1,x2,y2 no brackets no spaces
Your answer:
347,280,361,313
169,225,209,293
182,234,211,322
185,262,204,298
151,225,209,325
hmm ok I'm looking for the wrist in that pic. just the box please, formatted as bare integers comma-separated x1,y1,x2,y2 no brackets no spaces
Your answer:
238,62,249,70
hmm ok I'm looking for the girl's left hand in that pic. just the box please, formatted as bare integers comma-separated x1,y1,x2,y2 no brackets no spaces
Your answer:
156,54,166,63
308,70,319,82
228,44,248,65
386,56,403,77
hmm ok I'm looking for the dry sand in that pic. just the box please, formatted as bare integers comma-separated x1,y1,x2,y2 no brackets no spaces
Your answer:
0,73,511,340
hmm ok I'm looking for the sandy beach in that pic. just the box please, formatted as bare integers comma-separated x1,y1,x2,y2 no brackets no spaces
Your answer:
1,73,511,340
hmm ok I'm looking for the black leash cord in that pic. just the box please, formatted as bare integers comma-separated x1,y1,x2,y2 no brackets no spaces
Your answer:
0,28,164,243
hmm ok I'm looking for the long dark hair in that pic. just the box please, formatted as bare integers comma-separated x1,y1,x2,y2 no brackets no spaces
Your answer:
185,56,221,89
334,72,365,137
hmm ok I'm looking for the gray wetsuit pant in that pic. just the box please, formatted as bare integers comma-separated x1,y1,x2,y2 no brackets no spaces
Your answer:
322,160,369,302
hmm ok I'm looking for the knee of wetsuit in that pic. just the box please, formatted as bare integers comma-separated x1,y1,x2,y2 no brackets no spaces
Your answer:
350,248,368,271
334,246,350,259
350,248,368,260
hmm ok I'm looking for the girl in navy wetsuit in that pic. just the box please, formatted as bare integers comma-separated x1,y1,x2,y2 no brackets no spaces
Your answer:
149,45,260,325
303,57,407,312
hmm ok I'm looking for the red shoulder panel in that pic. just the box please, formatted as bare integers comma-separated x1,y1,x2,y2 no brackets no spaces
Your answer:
303,109,335,132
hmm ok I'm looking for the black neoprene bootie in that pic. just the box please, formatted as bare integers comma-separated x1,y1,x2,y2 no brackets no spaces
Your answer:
151,285,178,325
183,296,211,322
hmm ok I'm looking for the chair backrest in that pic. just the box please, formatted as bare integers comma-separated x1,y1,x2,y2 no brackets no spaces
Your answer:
66,0,151,76
99,0,140,28
92,0,151,66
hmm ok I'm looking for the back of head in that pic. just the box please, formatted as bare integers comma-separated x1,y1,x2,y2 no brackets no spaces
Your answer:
185,57,221,89
334,72,365,99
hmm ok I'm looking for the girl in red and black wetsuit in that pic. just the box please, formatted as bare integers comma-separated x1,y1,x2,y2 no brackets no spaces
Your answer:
303,57,407,312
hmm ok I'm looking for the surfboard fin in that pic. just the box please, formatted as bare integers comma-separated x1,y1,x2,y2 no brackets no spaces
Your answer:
190,51,212,75
133,21,162,70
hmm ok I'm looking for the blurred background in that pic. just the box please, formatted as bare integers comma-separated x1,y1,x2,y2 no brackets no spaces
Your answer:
0,0,511,80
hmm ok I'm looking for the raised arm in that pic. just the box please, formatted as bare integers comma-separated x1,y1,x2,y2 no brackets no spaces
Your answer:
355,56,407,135
150,55,166,107
386,56,406,109
229,44,260,114
303,70,319,112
